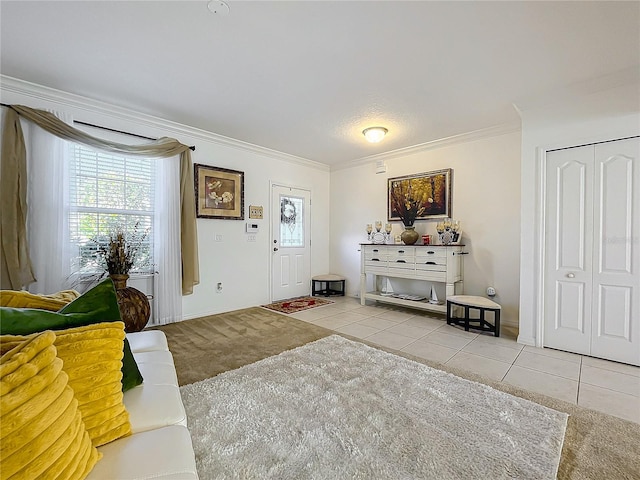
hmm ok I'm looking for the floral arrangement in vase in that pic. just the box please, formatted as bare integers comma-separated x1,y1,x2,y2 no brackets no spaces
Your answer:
92,223,151,332
93,223,150,276
389,181,431,244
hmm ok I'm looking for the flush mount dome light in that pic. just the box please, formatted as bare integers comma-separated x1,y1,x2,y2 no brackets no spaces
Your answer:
363,126,388,143
207,0,230,15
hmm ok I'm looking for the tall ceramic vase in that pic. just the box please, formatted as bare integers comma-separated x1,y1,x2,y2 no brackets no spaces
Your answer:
109,274,151,333
400,226,419,245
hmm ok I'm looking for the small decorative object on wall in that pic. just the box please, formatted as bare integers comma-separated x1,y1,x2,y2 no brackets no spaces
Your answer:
248,205,263,219
436,219,462,245
388,168,452,222
195,164,244,219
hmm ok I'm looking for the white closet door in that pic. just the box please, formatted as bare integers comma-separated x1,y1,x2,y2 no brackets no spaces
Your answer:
590,138,640,365
544,145,594,355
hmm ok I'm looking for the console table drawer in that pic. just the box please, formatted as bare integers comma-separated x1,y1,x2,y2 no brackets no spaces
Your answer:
365,253,388,262
388,254,415,264
388,247,414,257
415,249,448,260
365,260,388,269
416,261,446,272
388,263,415,272
363,246,386,255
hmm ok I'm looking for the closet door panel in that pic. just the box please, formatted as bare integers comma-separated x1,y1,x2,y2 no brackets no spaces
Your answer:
544,146,593,355
591,138,640,365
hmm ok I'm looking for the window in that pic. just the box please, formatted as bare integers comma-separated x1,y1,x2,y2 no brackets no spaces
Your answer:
280,195,304,247
69,145,155,274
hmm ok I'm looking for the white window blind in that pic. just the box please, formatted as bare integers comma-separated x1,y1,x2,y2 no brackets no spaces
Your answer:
69,144,155,274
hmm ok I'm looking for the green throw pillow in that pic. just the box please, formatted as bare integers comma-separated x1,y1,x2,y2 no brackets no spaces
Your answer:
0,278,144,391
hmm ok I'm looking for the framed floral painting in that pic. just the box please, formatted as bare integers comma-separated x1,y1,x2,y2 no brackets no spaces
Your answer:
388,168,452,224
194,164,244,219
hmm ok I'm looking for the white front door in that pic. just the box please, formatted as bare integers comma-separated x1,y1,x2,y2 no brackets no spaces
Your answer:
544,137,640,365
271,184,311,301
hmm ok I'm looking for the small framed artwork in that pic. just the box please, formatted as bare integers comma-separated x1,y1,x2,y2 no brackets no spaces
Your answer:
194,164,244,219
388,168,452,221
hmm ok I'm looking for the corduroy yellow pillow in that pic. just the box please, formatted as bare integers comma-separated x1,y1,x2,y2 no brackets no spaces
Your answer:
0,289,80,311
0,330,101,480
1,322,132,447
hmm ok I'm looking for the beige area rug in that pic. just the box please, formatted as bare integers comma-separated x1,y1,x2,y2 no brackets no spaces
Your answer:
153,307,333,386
261,296,334,314
181,335,568,479
155,307,640,479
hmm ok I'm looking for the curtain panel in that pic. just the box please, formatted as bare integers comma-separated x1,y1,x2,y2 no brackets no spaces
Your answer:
0,105,199,295
0,108,35,289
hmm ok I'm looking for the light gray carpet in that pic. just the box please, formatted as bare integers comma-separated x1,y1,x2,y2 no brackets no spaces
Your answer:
180,335,568,479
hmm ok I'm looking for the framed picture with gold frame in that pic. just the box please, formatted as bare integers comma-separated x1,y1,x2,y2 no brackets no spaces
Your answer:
388,168,452,221
194,164,244,219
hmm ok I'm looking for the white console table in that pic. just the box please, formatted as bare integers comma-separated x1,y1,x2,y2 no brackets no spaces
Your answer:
359,244,465,314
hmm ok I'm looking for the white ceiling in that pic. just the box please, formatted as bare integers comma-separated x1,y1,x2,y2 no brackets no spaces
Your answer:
1,1,639,165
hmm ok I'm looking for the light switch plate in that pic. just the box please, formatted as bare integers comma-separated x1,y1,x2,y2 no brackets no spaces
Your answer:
249,205,263,219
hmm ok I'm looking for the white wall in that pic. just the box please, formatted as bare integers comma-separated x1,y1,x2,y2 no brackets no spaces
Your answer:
330,128,522,326
0,78,331,320
517,80,640,345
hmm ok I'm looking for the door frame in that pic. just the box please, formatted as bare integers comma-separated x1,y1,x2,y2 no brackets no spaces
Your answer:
269,181,313,302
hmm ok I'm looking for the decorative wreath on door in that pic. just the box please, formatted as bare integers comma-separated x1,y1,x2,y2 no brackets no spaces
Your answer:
280,197,297,233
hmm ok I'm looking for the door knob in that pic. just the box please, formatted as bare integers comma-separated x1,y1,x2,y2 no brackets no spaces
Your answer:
566,273,575,278
273,247,279,252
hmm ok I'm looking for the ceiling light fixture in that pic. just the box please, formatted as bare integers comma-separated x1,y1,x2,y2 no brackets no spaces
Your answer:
363,126,388,143
207,0,230,15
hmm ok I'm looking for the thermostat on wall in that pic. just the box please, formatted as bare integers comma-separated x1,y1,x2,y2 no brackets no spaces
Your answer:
246,222,259,233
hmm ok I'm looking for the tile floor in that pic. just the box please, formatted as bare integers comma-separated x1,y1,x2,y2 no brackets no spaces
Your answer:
289,296,640,424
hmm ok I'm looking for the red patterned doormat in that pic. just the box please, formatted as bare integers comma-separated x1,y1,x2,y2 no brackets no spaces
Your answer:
262,296,334,314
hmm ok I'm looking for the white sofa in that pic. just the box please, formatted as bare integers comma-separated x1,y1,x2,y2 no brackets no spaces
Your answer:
86,330,199,480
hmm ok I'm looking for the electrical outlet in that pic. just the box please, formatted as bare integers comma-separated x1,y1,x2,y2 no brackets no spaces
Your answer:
487,286,496,297
247,234,256,242
215,234,223,242
249,205,263,219
216,282,223,293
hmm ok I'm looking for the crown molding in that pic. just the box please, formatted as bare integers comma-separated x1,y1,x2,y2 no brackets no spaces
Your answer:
512,66,640,114
0,75,329,172
332,121,521,172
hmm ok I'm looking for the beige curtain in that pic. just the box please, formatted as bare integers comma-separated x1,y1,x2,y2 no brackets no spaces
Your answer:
0,105,199,295
1,108,36,289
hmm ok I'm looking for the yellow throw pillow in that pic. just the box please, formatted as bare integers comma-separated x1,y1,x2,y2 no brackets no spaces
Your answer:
1,322,132,447
0,289,80,311
0,330,101,480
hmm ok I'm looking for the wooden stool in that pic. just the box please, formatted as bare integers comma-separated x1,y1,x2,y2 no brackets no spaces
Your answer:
312,274,345,297
446,295,501,337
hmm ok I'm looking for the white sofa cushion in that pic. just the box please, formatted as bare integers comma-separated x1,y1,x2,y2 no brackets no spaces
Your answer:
126,330,169,353
135,349,176,366
125,383,187,433
87,425,198,480
137,361,179,386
